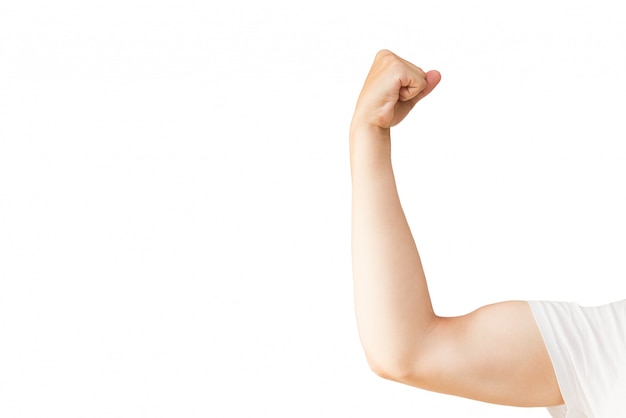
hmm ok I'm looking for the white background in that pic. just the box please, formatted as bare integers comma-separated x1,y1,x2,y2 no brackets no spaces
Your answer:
1,1,625,416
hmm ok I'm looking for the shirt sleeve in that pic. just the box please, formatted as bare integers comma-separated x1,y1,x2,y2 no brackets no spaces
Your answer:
528,300,626,418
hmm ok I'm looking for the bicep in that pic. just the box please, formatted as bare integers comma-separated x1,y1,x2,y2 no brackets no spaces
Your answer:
405,301,563,407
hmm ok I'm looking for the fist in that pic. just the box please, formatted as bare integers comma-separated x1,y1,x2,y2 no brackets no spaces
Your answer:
352,50,441,130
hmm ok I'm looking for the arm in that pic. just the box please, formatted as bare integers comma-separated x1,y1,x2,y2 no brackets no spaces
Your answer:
350,50,563,407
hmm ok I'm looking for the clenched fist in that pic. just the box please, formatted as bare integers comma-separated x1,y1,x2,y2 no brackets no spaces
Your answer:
351,50,441,131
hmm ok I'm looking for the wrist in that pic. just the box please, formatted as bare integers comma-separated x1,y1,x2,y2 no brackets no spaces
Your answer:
350,116,391,145
349,118,392,171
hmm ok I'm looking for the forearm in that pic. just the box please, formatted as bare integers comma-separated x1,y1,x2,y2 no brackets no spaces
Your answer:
350,123,435,373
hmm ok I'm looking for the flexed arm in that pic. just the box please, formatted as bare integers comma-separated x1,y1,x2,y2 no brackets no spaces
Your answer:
350,50,562,407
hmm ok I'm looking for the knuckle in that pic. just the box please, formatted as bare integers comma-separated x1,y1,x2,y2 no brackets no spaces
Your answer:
375,49,396,63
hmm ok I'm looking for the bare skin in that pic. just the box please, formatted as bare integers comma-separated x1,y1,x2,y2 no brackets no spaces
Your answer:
350,50,563,407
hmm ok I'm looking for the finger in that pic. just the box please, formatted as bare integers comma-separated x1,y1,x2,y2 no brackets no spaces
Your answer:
398,74,428,102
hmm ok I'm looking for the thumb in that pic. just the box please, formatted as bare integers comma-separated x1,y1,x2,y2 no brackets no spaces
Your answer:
413,70,441,103
398,70,441,104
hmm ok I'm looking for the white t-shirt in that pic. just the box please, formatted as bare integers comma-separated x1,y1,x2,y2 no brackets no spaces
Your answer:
528,300,626,418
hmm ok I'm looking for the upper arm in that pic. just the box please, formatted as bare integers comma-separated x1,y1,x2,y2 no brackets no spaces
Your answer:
397,301,563,407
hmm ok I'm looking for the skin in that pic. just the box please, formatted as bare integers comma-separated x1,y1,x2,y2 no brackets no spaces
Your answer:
350,50,564,407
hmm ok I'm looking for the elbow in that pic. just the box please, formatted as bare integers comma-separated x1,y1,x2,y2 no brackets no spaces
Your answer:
364,351,422,384
357,322,439,385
